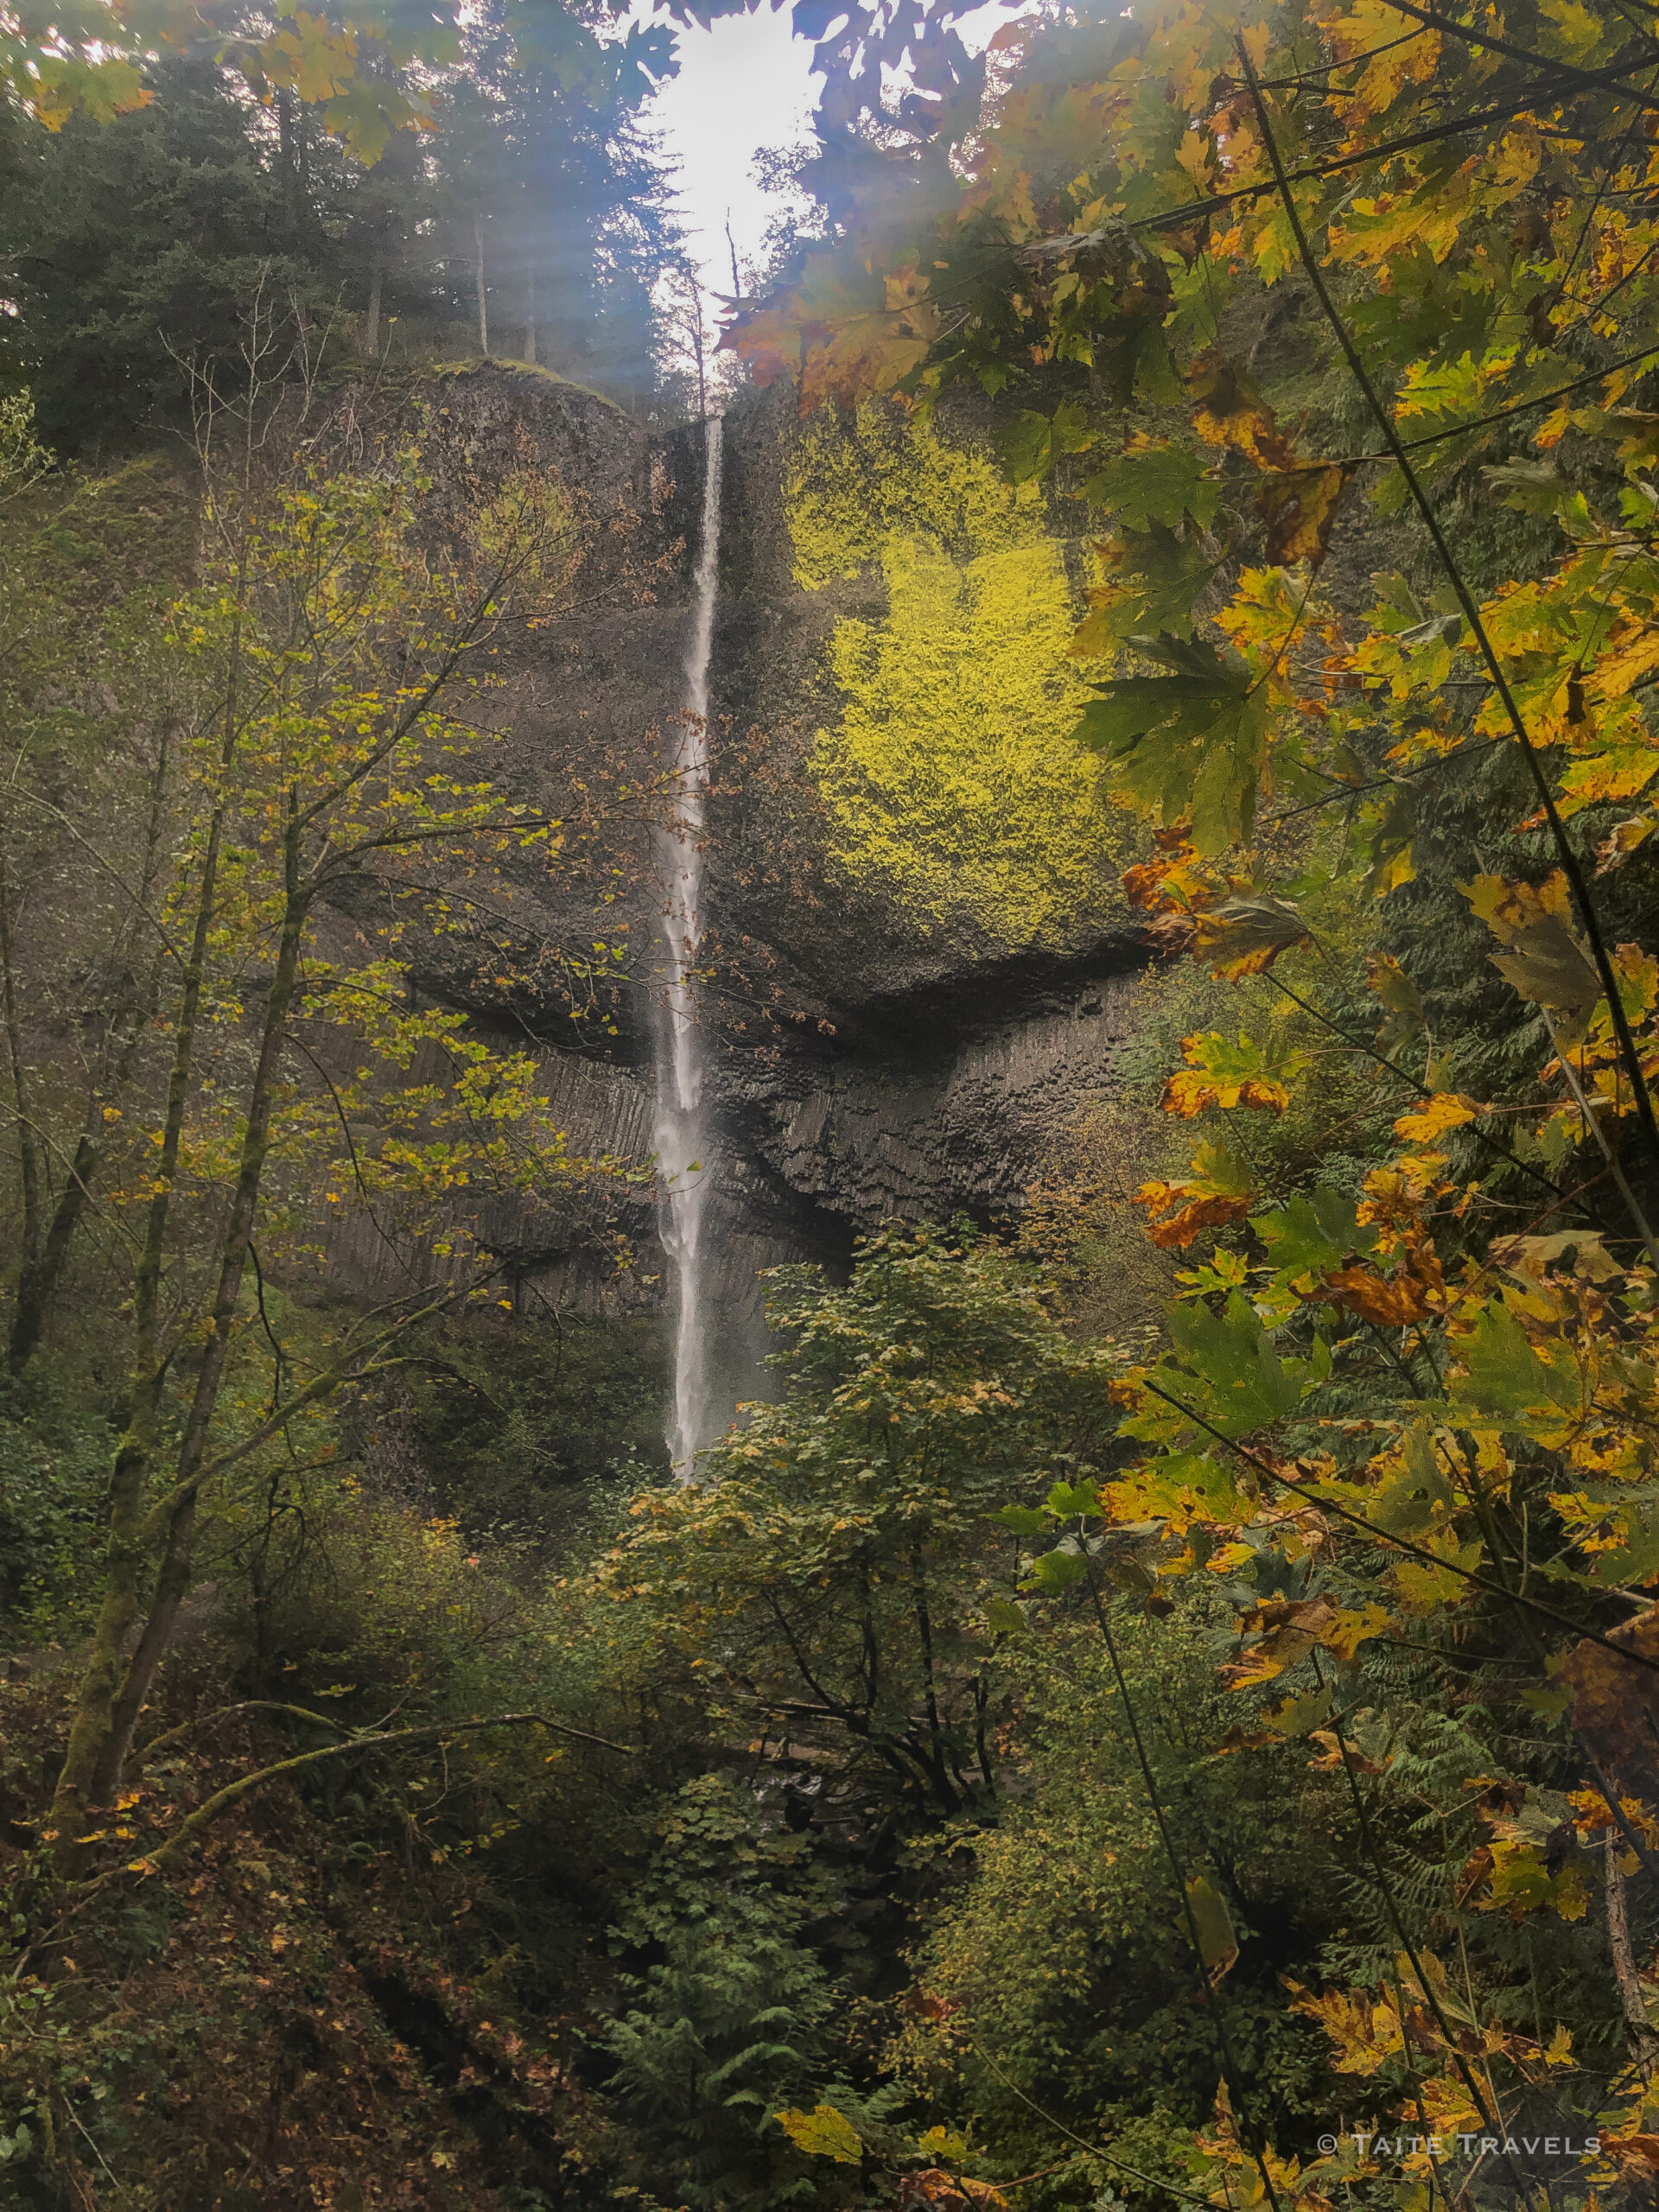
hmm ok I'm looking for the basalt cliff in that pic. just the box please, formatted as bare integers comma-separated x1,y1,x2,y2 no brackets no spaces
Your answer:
325,362,1152,1418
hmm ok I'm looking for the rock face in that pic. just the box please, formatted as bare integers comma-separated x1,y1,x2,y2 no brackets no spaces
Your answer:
339,363,1152,1414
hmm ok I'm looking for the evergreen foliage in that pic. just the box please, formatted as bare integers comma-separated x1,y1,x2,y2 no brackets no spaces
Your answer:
0,20,681,450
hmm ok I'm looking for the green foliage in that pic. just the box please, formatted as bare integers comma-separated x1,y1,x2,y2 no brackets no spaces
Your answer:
24,0,1659,2195
1075,644,1265,855
786,404,1135,950
893,1602,1333,2174
0,60,343,454
605,1224,1108,1820
601,1777,854,2211
0,16,682,454
727,0,1659,2190
1081,443,1221,533
0,1382,111,1639
0,1444,671,2208
405,1311,671,1528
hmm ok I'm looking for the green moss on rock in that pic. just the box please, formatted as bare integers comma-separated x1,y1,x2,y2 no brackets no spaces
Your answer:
786,404,1130,950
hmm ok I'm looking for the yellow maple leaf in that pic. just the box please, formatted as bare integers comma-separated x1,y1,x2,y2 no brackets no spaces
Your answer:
1316,0,1441,114
774,2106,864,2165
1394,1094,1481,1144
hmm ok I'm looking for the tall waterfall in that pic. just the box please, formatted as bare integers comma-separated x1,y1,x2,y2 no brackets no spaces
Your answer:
653,416,723,1473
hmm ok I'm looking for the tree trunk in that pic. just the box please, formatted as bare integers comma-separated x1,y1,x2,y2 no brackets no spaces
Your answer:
49,803,227,1847
296,101,312,219
11,1128,94,1374
91,821,310,1802
474,217,490,357
1606,1829,1659,2081
92,1490,196,1804
276,90,300,238
365,251,384,354
10,944,163,1374
10,726,171,1374
0,837,41,1288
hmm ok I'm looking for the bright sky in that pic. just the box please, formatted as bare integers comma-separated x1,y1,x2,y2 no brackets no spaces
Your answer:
639,1,1031,302
639,6,823,301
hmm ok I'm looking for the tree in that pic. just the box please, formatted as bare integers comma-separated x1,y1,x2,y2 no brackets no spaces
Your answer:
3,326,636,1852
896,1599,1333,2183
0,57,353,452
0,410,202,1370
0,10,687,449
428,0,681,399
1,0,457,159
603,1775,851,2212
605,1224,1108,1821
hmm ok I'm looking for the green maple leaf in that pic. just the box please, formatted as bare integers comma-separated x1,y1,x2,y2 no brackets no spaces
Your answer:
1450,1300,1583,1421
1185,1872,1239,1982
1082,442,1219,530
1077,523,1217,648
1073,642,1266,851
997,400,1093,485
1156,1289,1310,1435
1253,1188,1378,1281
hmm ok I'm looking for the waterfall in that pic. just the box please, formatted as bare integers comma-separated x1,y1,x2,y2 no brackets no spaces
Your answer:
653,416,723,1474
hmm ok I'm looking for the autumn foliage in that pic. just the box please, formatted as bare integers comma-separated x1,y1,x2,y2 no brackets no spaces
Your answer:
724,0,1659,2197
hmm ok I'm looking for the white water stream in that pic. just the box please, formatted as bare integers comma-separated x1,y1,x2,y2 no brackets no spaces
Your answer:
653,416,723,1473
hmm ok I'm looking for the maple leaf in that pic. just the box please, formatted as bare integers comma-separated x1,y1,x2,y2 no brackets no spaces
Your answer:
1556,741,1659,817
259,12,359,105
1462,872,1599,1018
1136,1140,1255,1249
1316,1263,1432,1326
1600,2134,1659,2177
1071,524,1217,653
1360,780,1417,899
1286,1979,1402,2075
1482,460,1571,518
1489,1228,1620,1288
1330,174,1471,268
1224,1595,1393,1687
1185,1872,1239,1984
724,250,937,410
1257,464,1352,566
1254,1185,1378,1280
1187,351,1296,469
898,2173,1007,2210
1447,1298,1585,1424
1393,1093,1481,1145
1073,641,1267,853
1597,814,1654,873
1313,0,1442,113
1192,893,1310,979
1123,829,1206,912
1557,1605,1659,1792
1163,1031,1295,1116
1368,951,1425,1053
26,51,152,127
773,2105,864,2164
997,401,1092,486
1080,439,1220,530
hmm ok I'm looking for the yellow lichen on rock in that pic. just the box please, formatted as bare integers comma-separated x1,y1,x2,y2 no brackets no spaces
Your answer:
787,403,1126,950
